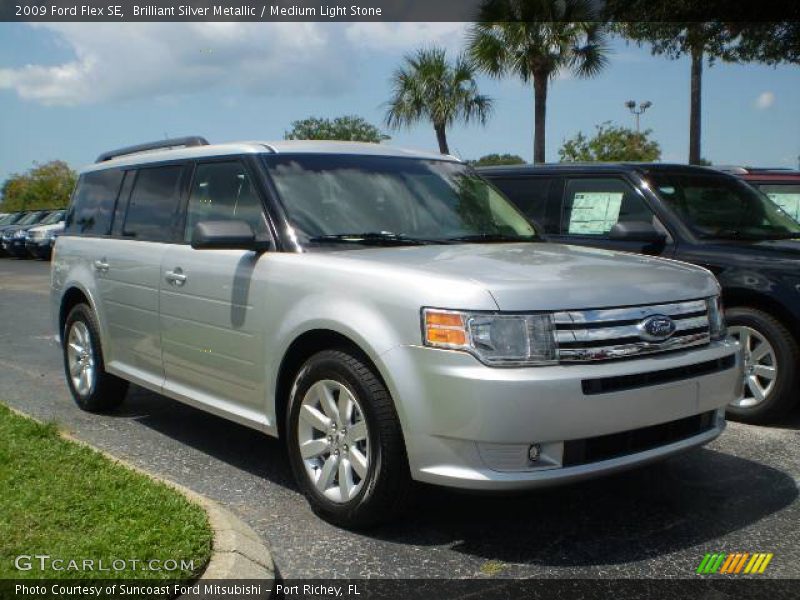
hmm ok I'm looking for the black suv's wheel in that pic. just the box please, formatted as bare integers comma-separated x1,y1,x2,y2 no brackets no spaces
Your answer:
286,349,411,529
62,303,128,412
726,307,799,424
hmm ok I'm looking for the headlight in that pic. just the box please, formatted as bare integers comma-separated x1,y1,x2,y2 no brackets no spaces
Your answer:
422,308,557,366
12,229,26,239
706,296,726,340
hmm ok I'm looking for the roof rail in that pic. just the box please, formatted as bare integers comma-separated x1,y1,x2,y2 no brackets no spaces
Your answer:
95,136,210,163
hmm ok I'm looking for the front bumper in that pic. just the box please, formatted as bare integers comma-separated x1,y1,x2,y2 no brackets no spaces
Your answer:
2,238,29,257
25,239,52,258
381,339,742,490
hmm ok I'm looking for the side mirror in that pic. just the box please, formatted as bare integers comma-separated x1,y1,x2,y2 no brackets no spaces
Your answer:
191,220,261,250
609,221,667,245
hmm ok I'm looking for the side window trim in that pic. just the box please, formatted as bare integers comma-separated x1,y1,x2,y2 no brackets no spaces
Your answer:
110,170,135,237
180,156,272,246
120,162,190,243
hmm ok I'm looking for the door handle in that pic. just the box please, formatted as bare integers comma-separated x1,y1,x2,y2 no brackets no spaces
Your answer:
93,259,109,273
165,268,187,286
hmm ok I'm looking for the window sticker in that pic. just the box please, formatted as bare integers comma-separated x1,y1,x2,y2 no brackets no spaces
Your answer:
568,192,624,234
767,193,800,221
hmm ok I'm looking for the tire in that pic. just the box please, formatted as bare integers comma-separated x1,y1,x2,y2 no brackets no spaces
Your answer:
286,349,411,529
726,307,799,424
62,303,128,412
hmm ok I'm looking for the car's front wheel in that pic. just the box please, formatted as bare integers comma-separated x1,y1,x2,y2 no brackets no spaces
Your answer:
726,307,799,424
286,349,411,529
62,303,128,412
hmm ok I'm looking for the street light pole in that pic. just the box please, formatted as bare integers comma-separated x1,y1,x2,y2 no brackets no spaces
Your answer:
625,100,653,132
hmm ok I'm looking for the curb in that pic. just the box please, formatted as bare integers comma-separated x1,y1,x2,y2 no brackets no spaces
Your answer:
5,405,275,590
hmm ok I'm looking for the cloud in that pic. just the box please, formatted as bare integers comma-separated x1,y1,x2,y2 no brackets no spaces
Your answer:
754,91,775,109
0,22,464,107
343,22,467,52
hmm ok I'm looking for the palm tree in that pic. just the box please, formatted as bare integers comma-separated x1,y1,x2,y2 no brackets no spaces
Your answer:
385,46,493,155
467,0,609,163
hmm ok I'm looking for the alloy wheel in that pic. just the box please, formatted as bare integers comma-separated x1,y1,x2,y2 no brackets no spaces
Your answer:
297,380,370,503
729,325,778,408
66,321,96,396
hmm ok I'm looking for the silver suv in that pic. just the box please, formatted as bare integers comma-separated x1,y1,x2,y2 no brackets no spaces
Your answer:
52,137,742,528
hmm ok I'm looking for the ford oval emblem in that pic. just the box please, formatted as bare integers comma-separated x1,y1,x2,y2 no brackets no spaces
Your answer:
638,314,677,342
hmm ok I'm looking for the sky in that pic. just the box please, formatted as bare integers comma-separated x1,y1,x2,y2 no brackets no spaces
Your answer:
0,21,798,186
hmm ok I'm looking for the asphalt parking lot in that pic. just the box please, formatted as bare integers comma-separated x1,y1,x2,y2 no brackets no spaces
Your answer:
1,258,799,580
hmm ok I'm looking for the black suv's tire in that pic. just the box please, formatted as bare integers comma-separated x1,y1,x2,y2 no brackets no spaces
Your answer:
726,307,799,424
286,349,411,529
62,303,128,412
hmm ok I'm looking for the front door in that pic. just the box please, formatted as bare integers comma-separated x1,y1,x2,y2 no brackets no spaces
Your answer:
548,176,675,256
159,159,273,426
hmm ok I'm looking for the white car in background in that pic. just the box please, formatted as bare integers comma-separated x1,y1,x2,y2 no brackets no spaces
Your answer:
26,210,65,260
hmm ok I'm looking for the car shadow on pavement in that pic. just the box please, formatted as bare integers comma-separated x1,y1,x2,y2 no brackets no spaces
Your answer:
371,448,798,567
117,386,297,488
121,385,797,568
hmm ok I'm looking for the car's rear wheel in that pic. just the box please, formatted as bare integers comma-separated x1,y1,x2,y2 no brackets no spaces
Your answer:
63,303,128,412
726,307,799,423
286,349,411,529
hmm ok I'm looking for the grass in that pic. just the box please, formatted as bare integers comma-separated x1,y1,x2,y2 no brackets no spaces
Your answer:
0,403,212,581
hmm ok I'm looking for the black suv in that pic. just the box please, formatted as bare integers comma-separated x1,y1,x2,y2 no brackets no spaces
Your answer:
480,163,800,423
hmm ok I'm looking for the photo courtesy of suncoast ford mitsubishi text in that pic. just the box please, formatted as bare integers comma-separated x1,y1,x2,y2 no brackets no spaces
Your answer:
51,137,742,528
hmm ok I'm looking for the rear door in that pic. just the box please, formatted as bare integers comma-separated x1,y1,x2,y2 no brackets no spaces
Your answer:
547,175,675,256
97,163,189,388
159,158,274,426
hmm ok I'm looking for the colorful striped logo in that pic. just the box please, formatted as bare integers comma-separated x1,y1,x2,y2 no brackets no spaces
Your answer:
696,552,773,574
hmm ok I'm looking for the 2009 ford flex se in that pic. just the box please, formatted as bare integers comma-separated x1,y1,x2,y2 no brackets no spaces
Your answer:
51,138,742,528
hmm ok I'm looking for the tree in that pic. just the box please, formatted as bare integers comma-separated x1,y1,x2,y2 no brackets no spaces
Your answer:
608,2,800,164
385,46,492,155
0,160,76,211
284,116,389,143
558,122,661,162
468,153,527,166
467,0,609,164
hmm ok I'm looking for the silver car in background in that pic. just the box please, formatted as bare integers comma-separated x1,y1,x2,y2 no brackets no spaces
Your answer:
51,138,742,528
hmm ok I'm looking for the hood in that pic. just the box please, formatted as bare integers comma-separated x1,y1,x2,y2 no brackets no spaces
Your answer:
738,238,800,257
27,222,64,234
329,243,718,311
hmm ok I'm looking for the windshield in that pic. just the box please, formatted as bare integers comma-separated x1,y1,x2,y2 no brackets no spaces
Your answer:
16,212,45,226
754,183,800,222
647,172,800,240
38,210,65,226
1,213,25,226
263,155,537,246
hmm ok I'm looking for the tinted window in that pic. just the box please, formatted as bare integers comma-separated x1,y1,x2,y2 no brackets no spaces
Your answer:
185,162,267,242
648,173,800,240
756,183,800,222
489,177,555,233
123,165,184,242
561,178,654,236
65,170,124,235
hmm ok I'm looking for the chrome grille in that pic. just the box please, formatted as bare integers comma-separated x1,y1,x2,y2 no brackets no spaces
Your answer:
554,299,711,362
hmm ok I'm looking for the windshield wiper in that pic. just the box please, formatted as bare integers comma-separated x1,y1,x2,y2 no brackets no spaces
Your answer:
447,233,539,243
308,232,446,246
